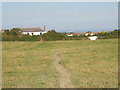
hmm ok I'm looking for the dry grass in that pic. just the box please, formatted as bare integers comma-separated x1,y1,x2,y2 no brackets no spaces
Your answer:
0,41,2,89
58,39,118,88
3,41,59,88
2,39,118,88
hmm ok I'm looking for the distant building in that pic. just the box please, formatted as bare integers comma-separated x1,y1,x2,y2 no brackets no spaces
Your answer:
67,33,86,36
85,33,89,36
20,25,47,36
85,32,100,36
88,36,98,40
67,34,74,36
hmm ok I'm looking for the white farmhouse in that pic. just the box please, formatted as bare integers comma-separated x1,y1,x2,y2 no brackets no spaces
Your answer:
20,26,47,36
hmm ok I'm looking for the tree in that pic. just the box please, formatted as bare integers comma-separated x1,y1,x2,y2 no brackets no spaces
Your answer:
100,31,105,34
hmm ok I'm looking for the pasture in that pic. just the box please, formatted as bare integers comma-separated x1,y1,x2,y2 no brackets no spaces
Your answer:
2,39,118,88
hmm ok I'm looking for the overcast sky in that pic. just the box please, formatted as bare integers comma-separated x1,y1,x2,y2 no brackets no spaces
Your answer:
2,2,118,32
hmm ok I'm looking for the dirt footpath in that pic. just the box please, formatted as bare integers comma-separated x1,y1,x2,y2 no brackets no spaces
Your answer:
53,51,74,88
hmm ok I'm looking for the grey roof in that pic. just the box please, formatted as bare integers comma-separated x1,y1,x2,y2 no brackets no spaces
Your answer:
20,28,45,32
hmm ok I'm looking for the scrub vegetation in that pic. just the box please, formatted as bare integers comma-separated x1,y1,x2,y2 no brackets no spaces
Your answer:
2,28,119,41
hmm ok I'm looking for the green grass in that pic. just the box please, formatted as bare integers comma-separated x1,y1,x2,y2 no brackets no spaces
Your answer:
58,40,118,88
2,39,118,88
0,41,2,89
3,41,59,88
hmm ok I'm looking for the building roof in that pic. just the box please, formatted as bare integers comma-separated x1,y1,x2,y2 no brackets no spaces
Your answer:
67,33,86,35
20,27,45,32
92,32,100,34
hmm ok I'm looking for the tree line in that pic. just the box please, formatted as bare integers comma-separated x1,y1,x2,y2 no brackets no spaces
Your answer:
1,28,120,41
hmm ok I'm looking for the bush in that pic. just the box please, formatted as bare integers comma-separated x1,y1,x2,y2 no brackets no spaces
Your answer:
42,30,64,41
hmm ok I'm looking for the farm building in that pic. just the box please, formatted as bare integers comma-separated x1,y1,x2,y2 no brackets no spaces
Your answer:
67,32,99,40
20,25,47,36
85,32,100,36
67,32,100,37
67,33,86,36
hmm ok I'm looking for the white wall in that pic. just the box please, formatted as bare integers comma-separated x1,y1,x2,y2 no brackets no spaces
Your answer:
22,31,47,36
88,36,98,40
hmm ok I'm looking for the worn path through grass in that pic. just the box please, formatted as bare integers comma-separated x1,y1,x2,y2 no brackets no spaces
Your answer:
53,50,74,88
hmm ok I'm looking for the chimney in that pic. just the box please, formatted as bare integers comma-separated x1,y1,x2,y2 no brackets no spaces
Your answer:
44,25,46,31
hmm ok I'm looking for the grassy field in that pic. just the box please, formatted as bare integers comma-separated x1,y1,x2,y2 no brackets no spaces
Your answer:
2,39,118,88
0,41,2,89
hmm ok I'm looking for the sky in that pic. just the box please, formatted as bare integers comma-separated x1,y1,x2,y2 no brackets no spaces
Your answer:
2,2,118,32
0,2,2,30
